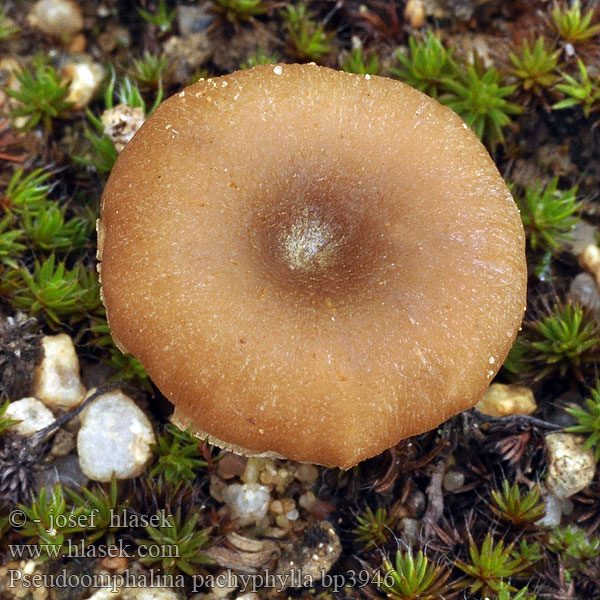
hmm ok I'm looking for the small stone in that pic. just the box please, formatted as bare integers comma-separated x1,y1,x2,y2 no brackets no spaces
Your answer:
121,587,182,600
399,517,419,544
275,514,290,529
570,220,598,255
537,490,573,528
538,493,560,527
222,482,271,525
216,451,248,479
101,104,146,153
49,427,76,457
62,58,105,110
33,334,86,410
295,463,319,483
475,383,537,417
545,433,595,499
580,243,600,287
259,470,273,485
442,470,465,492
404,0,425,27
4,398,54,436
77,390,156,482
275,521,341,587
240,456,260,483
580,242,600,269
177,4,214,36
569,273,600,320
27,0,83,40
298,491,316,511
281,497,294,511
87,588,121,600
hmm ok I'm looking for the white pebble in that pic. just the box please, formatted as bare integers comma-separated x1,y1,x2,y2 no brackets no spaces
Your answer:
77,390,155,482
33,334,86,410
62,59,105,109
273,65,283,75
222,482,271,525
545,433,595,498
27,0,83,38
4,398,54,436
537,490,573,528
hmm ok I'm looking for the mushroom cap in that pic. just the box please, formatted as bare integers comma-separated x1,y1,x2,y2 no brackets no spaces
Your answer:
98,64,526,469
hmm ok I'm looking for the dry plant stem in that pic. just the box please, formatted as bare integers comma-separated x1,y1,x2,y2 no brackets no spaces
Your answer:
0,120,28,162
0,152,27,162
471,411,562,430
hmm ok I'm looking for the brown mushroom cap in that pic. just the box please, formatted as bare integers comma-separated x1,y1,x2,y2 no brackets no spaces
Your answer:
98,64,526,469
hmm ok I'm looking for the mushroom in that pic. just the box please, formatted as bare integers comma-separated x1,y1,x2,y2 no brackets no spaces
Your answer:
98,64,526,469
